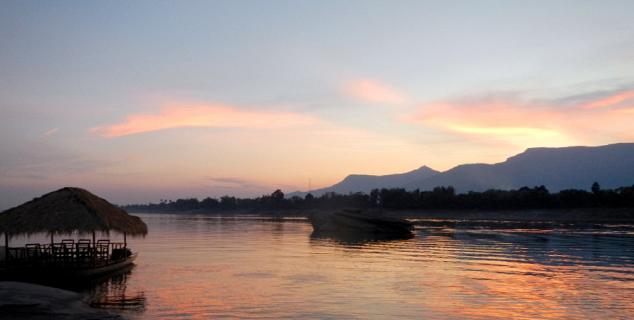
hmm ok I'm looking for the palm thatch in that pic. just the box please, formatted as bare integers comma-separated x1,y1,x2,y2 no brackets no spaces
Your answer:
0,187,147,236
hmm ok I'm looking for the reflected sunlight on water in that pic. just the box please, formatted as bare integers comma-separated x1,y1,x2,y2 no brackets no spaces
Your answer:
14,213,634,319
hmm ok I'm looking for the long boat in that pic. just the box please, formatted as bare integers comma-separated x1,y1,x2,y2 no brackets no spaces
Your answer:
310,210,414,238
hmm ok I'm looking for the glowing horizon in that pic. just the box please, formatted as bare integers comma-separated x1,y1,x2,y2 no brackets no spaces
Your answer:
1,1,633,209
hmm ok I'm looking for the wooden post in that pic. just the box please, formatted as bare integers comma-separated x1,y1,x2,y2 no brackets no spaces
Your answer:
91,231,96,266
123,233,127,248
4,233,8,261
50,233,54,260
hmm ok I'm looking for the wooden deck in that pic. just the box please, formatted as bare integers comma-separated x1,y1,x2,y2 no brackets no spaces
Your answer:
0,240,137,279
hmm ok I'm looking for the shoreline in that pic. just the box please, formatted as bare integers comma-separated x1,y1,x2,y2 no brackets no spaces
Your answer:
128,207,634,223
391,207,634,222
0,281,121,320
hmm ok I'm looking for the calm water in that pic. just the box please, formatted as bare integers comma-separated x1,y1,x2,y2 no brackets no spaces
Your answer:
15,213,634,319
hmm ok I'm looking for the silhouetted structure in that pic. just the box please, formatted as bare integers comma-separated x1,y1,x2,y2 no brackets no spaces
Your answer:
0,187,148,280
123,184,634,213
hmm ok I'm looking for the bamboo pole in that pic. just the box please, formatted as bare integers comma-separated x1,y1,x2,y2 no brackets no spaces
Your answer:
4,233,8,261
123,232,127,248
91,231,97,266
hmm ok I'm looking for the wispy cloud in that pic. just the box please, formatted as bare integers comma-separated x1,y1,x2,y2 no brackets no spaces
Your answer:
205,177,299,195
580,89,634,109
342,79,407,105
0,145,111,182
206,177,266,190
409,88,634,147
42,128,59,137
91,103,321,137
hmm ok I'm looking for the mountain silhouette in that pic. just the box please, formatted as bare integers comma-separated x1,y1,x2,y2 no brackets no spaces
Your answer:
297,166,439,196
294,143,634,196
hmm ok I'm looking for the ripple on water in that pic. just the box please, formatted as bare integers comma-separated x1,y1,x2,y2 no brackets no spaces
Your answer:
14,213,629,319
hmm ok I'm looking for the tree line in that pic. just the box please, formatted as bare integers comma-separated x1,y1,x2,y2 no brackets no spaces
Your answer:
122,182,634,213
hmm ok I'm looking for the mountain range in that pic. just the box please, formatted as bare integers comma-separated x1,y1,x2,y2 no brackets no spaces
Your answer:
292,143,634,196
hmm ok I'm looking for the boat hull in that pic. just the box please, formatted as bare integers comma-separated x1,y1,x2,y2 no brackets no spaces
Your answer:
0,253,138,281
310,211,414,238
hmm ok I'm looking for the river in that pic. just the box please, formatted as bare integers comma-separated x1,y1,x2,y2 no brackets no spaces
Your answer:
11,213,634,319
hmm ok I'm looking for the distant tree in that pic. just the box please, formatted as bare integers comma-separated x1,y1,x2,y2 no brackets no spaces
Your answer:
270,189,285,208
289,196,303,206
220,196,237,210
201,197,219,210
271,189,284,201
369,189,380,207
123,183,634,213
592,182,601,194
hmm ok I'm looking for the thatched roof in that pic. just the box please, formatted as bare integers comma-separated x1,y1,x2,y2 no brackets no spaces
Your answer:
0,187,147,236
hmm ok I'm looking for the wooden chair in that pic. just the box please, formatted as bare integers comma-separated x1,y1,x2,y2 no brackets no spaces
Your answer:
25,243,41,262
96,239,110,261
76,242,92,266
61,239,75,259
50,243,65,264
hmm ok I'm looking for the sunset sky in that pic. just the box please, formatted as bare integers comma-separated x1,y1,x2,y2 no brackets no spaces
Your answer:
1,1,634,209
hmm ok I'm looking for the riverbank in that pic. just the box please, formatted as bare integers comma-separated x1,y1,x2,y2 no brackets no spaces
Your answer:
0,281,121,320
391,207,634,222
129,207,634,223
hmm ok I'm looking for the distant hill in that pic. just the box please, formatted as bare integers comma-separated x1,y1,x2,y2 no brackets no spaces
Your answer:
408,143,634,192
292,166,439,197
291,143,634,196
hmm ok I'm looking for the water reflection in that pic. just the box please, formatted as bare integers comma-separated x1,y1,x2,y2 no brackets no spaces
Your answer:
87,267,146,314
33,214,634,319
411,226,634,319
310,230,414,246
440,227,634,268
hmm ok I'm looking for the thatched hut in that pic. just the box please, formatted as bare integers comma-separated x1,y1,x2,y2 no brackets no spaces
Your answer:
0,187,147,262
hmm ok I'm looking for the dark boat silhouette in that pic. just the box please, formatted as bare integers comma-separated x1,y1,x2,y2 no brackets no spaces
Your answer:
310,210,413,238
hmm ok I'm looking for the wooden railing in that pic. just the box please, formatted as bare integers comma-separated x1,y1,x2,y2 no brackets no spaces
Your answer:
4,240,129,268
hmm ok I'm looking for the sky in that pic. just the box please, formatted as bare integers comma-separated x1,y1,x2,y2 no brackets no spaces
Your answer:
1,0,634,209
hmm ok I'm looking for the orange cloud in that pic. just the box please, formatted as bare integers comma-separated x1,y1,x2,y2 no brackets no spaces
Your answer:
581,90,634,109
91,103,320,137
619,107,634,114
343,79,407,104
410,89,634,147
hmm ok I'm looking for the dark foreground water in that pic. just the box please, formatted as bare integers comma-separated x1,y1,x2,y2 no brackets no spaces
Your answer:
12,213,634,319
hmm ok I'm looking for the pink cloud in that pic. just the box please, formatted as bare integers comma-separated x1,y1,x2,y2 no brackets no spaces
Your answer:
343,79,407,104
581,90,634,109
409,89,634,147
42,128,59,137
91,103,321,137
